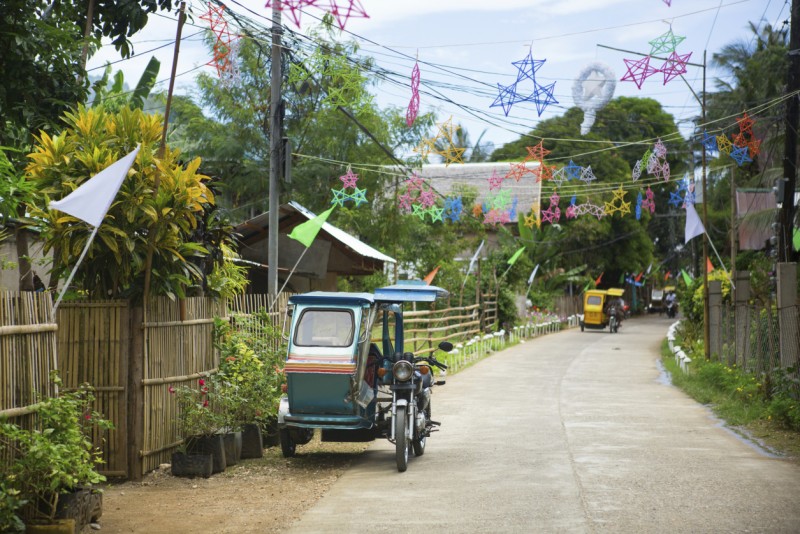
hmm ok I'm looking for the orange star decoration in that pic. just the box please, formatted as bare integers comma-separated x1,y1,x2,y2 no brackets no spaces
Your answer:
200,3,240,80
505,161,534,182
716,134,733,155
736,112,755,136
524,141,551,163
604,185,631,216
532,163,555,182
472,203,484,218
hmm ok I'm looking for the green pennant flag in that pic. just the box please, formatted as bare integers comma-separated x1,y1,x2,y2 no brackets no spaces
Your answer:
507,246,525,266
288,206,335,248
794,227,800,251
681,269,693,286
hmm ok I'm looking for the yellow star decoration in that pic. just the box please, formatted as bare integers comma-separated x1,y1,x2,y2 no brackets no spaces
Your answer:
604,185,631,216
432,116,466,166
524,203,541,229
414,136,438,159
716,134,733,155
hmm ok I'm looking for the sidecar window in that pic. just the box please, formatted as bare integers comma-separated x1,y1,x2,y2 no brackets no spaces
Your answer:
294,309,355,347
587,295,602,306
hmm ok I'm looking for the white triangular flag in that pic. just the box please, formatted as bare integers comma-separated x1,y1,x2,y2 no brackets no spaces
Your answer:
684,202,706,244
527,264,540,286
466,240,484,276
50,145,140,227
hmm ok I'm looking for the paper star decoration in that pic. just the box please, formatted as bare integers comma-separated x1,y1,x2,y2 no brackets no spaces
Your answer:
653,138,667,158
701,131,718,155
505,162,534,182
487,169,505,191
580,166,597,184
635,192,643,220
653,159,671,182
550,168,568,187
398,192,413,213
339,167,359,189
736,112,755,135
524,211,540,229
659,51,692,84
427,117,466,166
730,145,753,166
444,196,463,222
491,83,519,116
533,163,555,183
489,189,512,211
331,188,348,207
541,192,561,224
641,187,656,214
406,62,421,127
604,186,631,216
640,149,652,170
200,3,240,81
621,56,658,89
574,202,606,220
491,50,558,117
632,159,643,181
331,187,368,207
429,207,445,223
350,187,368,206
404,174,425,192
525,141,551,163
266,0,368,30
648,28,686,55
418,188,437,209
668,189,684,207
412,203,428,221
717,135,733,155
563,160,583,181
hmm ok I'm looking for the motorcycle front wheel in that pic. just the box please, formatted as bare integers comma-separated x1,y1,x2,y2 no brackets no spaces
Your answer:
395,405,409,472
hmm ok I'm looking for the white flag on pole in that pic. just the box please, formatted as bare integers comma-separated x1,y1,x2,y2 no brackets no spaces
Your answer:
684,202,706,244
527,264,540,286
466,240,484,276
49,145,140,228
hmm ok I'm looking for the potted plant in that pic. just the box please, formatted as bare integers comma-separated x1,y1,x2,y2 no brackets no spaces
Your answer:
0,374,111,533
170,378,226,475
213,314,286,458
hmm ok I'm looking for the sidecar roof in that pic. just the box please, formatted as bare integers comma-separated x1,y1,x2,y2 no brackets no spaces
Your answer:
289,292,375,306
374,280,449,303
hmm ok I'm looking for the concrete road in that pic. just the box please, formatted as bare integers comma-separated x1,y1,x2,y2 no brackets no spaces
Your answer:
285,316,800,533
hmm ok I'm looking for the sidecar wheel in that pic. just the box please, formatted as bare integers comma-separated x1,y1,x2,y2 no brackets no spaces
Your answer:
395,406,408,472
279,428,296,458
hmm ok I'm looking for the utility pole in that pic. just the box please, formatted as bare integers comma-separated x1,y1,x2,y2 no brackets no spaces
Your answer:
268,1,283,296
780,0,799,262
701,50,710,359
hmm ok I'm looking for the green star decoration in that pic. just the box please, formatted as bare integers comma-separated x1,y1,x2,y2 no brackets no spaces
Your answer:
648,28,686,55
429,206,444,223
331,188,348,207
412,203,427,220
350,187,368,207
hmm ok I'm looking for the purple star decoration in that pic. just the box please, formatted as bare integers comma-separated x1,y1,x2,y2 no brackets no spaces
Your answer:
621,56,658,89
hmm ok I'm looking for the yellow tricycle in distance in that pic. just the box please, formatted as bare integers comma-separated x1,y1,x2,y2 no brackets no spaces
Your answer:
581,289,609,332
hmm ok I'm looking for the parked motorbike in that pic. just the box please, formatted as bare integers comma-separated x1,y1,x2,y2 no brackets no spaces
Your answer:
608,304,619,333
384,343,450,472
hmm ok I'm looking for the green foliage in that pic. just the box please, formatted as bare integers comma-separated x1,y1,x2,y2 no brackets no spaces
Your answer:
0,476,26,533
172,378,222,439
0,374,112,524
496,285,519,328
213,313,287,429
90,57,161,112
25,105,217,300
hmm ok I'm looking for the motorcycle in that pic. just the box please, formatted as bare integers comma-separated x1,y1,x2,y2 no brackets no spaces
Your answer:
666,299,677,318
384,346,450,472
607,304,619,333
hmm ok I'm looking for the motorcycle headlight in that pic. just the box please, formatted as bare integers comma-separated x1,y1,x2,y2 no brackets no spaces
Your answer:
393,360,414,382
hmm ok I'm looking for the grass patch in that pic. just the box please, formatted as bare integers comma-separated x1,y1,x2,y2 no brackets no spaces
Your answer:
660,339,800,460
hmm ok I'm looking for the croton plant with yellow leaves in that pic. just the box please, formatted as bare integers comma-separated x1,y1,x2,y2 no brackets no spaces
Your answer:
25,104,240,301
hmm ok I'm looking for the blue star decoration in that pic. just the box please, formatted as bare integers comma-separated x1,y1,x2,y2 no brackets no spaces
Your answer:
331,188,348,207
668,189,684,207
512,50,545,83
730,145,752,166
491,49,558,117
490,82,519,116
700,131,717,155
444,196,463,223
635,192,642,220
564,160,582,180
509,196,519,221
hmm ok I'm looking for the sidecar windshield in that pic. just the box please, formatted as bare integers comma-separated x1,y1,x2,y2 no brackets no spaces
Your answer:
294,309,355,347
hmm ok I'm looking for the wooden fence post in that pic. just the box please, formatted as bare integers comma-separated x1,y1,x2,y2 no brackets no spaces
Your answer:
128,305,144,481
708,280,722,360
776,263,799,369
734,271,750,367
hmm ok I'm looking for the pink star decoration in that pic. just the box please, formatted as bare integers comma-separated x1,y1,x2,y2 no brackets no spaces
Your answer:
621,56,658,89
339,166,359,189
266,1,368,30
659,51,692,84
487,169,505,191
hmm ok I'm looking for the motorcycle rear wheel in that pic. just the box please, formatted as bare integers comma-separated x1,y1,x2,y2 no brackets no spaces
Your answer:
395,405,408,472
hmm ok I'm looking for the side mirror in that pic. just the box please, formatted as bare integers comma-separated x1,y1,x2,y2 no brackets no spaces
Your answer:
438,341,454,353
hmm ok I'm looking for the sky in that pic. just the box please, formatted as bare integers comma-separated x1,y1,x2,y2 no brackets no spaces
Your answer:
86,0,791,153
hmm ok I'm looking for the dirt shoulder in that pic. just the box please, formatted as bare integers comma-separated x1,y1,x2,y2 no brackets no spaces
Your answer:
94,437,368,534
